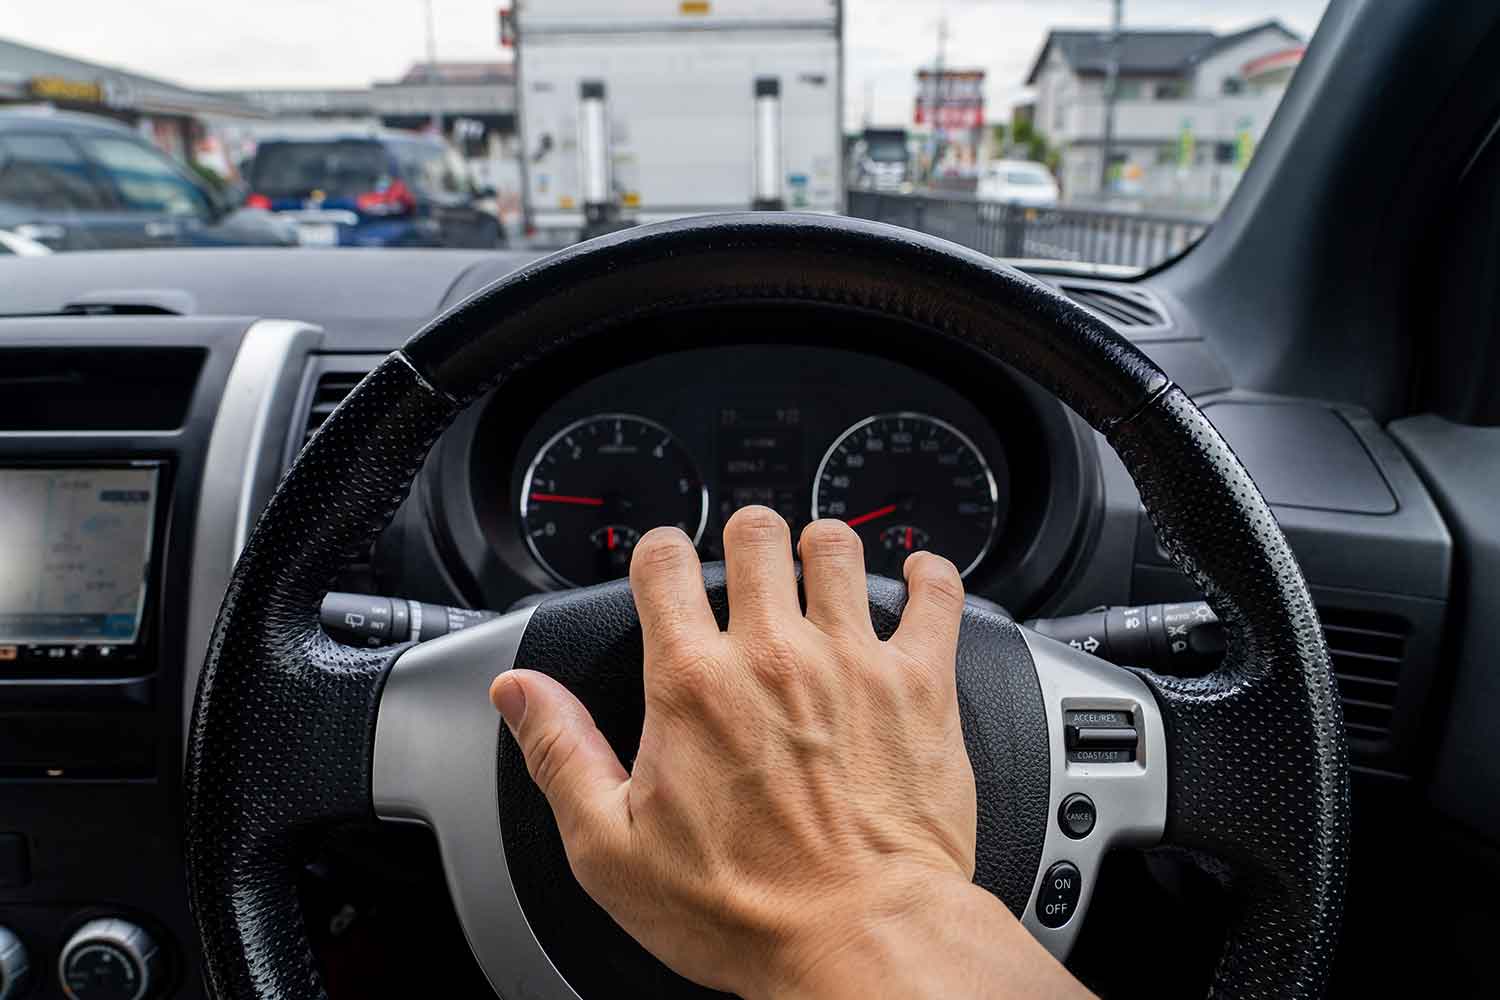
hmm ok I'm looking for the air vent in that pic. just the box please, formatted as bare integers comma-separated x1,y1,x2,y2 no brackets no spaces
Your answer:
301,372,365,448
295,367,378,592
1319,606,1409,741
1057,284,1168,329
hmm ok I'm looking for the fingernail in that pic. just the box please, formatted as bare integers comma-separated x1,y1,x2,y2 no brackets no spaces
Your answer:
493,675,527,731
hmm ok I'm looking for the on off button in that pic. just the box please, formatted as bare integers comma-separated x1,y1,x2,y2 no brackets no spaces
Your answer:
1036,861,1083,928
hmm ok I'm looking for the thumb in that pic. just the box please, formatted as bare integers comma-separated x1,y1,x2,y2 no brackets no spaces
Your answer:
491,668,629,840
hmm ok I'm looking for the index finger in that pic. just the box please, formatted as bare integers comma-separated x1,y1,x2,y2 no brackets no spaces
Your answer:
629,525,719,654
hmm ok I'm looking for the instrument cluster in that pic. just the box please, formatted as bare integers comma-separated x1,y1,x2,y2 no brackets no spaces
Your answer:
441,332,1091,615
520,408,1003,587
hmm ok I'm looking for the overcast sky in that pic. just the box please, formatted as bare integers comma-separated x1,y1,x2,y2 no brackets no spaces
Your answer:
1,1,1330,128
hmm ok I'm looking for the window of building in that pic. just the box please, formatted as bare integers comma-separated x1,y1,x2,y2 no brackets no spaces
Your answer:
1155,80,1190,100
0,134,113,212
1115,80,1143,100
1214,142,1238,164
1222,76,1246,96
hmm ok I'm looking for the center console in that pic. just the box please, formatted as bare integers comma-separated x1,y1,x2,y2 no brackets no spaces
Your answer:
0,317,290,1000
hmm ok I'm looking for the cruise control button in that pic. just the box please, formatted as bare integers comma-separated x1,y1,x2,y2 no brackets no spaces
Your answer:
1058,794,1096,839
1036,861,1082,928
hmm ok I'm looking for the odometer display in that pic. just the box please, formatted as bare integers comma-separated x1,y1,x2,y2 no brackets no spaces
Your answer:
812,413,999,578
521,414,708,586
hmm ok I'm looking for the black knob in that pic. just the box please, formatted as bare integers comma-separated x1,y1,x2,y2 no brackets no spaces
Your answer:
0,926,30,1000
58,919,160,1000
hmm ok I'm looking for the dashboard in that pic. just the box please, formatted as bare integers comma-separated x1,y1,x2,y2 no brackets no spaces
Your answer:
0,249,1459,1000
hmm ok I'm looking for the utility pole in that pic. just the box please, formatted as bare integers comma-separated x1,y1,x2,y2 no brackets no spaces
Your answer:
926,12,948,184
424,0,442,135
1099,0,1123,199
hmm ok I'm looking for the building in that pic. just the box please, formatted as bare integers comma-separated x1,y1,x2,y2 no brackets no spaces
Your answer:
1025,20,1304,209
0,36,264,163
223,62,516,153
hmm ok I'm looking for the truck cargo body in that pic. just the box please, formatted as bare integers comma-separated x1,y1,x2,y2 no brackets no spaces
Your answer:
515,0,843,239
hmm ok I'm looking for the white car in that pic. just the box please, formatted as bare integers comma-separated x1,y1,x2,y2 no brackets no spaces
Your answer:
0,228,53,256
976,160,1060,208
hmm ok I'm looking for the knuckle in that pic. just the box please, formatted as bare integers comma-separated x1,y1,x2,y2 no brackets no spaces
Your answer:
799,519,863,562
909,553,964,606
525,723,580,795
631,527,693,573
746,628,807,685
724,504,789,547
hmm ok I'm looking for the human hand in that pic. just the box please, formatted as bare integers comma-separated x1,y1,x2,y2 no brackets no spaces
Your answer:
491,506,1084,999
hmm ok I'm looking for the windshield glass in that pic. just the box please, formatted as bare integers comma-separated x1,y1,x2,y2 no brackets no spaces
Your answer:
250,141,389,200
0,0,1327,269
1002,170,1050,186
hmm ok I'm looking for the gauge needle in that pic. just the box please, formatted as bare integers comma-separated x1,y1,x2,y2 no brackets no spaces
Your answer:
845,503,898,528
530,492,605,506
607,526,616,550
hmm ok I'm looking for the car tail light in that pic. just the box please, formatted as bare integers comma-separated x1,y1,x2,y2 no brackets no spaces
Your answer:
356,180,416,217
246,193,272,210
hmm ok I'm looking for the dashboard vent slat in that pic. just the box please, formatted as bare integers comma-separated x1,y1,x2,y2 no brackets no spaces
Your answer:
1318,606,1410,742
1056,284,1168,329
301,374,365,447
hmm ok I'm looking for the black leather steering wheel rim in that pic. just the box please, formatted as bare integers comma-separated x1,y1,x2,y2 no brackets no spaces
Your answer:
186,213,1349,999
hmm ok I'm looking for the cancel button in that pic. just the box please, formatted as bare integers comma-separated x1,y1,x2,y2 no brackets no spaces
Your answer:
1036,861,1083,928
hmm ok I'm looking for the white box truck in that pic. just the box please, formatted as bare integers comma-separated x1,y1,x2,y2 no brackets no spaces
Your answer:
513,0,844,241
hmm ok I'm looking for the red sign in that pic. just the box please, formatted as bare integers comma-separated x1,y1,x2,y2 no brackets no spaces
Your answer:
914,68,985,132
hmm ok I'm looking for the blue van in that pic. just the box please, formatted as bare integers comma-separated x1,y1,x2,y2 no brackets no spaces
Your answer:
245,133,504,248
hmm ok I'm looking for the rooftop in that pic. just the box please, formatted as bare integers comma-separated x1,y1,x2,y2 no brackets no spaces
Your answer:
1025,19,1302,84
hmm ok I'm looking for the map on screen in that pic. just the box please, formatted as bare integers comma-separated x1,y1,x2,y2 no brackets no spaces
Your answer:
0,466,159,644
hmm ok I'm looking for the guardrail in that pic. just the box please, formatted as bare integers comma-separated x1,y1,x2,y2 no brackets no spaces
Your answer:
846,189,1212,271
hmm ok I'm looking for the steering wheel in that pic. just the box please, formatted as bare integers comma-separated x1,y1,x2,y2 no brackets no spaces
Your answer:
185,214,1348,1000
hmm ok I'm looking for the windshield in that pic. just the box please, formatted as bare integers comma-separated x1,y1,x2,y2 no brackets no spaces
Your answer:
1001,169,1051,186
0,0,1327,269
250,141,389,200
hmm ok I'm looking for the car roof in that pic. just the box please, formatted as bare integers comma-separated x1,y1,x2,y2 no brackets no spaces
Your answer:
0,108,143,138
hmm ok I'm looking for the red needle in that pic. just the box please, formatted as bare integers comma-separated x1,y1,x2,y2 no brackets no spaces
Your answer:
530,492,604,506
607,525,616,550
846,503,898,528
905,526,913,551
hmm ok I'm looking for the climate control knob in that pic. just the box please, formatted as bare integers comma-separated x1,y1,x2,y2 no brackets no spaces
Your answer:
58,919,160,1000
0,926,31,1000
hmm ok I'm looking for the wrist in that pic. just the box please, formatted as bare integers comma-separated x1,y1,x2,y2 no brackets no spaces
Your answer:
757,870,1089,1000
757,869,977,1000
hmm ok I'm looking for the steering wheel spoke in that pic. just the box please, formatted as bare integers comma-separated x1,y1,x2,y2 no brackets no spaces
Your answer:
1015,628,1168,957
369,606,575,998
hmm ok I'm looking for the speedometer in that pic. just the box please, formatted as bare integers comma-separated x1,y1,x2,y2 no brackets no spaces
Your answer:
811,413,999,579
520,414,708,587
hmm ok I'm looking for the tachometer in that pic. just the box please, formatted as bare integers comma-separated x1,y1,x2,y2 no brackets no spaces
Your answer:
520,414,708,586
812,413,998,578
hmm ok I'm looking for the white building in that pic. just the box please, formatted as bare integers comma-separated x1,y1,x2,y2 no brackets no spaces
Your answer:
1026,20,1304,210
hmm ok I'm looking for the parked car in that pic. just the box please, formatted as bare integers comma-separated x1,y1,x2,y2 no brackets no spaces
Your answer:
976,159,1061,208
244,133,505,248
0,110,296,251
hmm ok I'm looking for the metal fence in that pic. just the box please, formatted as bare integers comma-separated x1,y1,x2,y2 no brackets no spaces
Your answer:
846,190,1212,271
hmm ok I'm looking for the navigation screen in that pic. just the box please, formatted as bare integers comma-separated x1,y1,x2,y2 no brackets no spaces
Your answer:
0,466,160,644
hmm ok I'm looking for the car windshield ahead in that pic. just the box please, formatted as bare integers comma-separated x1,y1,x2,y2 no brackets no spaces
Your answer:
250,141,389,200
0,0,1328,270
1003,170,1051,186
